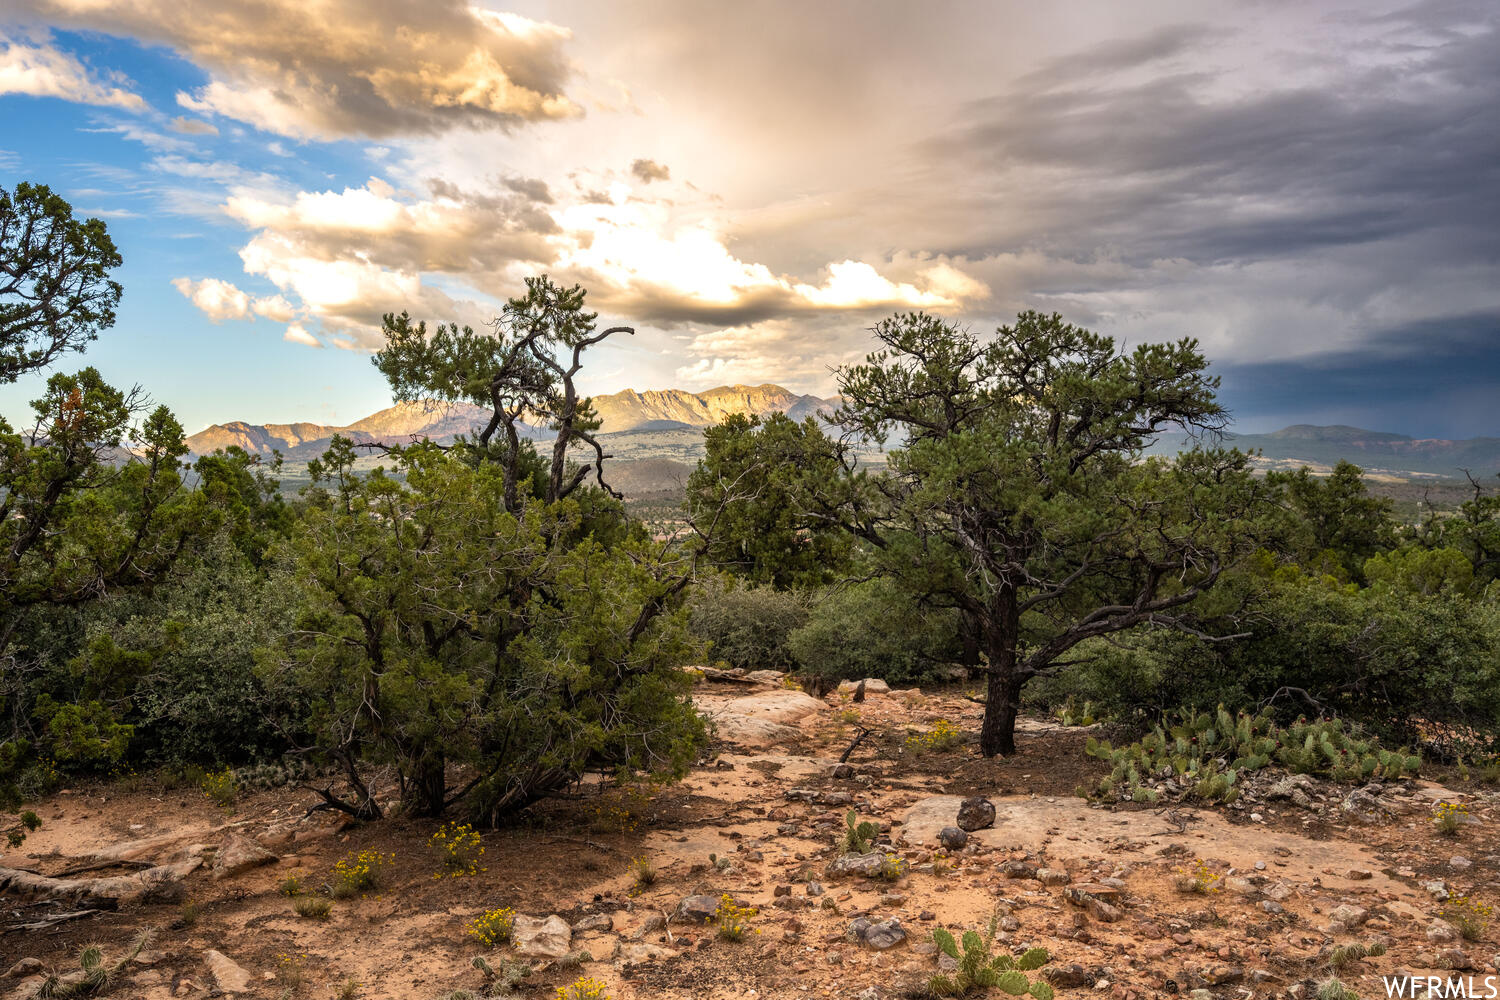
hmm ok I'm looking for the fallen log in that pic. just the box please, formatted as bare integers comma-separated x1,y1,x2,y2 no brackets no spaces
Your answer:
1,907,102,933
0,857,200,910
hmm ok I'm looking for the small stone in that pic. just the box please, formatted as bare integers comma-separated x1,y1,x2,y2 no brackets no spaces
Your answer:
1045,964,1092,988
1428,922,1459,943
938,826,968,850
5,958,43,979
674,895,720,924
204,950,253,993
956,796,996,832
1347,869,1374,880
572,913,613,934
1451,856,1473,870
512,914,573,958
1036,868,1070,886
848,916,907,950
616,941,678,963
1261,901,1283,914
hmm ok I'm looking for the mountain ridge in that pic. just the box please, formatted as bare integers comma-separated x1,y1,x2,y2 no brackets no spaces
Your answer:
185,384,838,460
185,389,1500,478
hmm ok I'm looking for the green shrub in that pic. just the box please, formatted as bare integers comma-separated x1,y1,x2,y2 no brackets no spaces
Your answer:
788,578,960,685
687,577,807,671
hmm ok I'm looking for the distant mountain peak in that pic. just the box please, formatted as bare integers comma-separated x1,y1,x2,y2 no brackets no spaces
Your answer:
185,383,838,460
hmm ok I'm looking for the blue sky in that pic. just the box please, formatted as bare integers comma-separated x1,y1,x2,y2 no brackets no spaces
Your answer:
2,1,1497,439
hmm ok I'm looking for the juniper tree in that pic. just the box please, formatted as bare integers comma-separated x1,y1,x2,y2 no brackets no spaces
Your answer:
835,311,1272,755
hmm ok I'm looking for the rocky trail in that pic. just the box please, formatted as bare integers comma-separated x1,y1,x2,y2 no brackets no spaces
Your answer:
2,676,1496,1000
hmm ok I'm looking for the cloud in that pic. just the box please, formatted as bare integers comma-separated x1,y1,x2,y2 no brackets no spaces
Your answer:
0,34,147,110
172,276,250,322
282,323,322,348
169,115,216,135
17,0,582,138
172,275,302,325
206,174,988,350
630,158,670,183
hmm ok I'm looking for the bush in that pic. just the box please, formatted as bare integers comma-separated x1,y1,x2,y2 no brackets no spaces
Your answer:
788,578,960,685
1031,566,1500,747
687,577,807,671
269,441,707,823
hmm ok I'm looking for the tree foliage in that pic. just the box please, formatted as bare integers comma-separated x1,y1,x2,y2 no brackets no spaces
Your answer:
686,412,852,588
373,275,630,511
833,311,1274,754
0,182,122,383
1268,461,1395,581
270,440,706,822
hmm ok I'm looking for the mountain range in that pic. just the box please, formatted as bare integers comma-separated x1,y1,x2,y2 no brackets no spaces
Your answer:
186,386,1500,479
185,384,838,460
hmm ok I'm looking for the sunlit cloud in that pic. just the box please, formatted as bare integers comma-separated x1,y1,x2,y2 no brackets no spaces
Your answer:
0,34,147,111
16,0,582,138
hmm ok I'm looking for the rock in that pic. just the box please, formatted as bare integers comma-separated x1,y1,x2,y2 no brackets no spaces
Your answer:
512,914,573,959
1261,901,1283,914
1451,856,1473,870
838,678,890,696
1036,868,1070,886
744,670,785,684
1428,921,1459,943
806,881,825,896
1201,966,1245,985
1342,789,1381,814
204,950,252,993
616,941,679,963
828,852,890,877
212,833,276,880
938,826,968,850
847,916,906,950
1441,948,1473,971
1002,861,1039,880
572,913,613,934
856,988,883,1000
674,894,720,924
1064,883,1122,922
4,958,42,979
956,796,996,832
832,763,855,779
631,914,666,939
1426,880,1452,902
1045,964,1093,988
1328,904,1369,931
1264,882,1295,902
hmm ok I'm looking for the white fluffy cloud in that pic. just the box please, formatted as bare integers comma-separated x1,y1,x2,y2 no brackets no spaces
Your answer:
0,35,146,110
206,175,988,352
282,323,322,348
172,276,303,326
171,276,250,321
17,0,581,138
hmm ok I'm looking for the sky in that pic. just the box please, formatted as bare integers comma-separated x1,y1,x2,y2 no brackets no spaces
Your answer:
0,0,1496,438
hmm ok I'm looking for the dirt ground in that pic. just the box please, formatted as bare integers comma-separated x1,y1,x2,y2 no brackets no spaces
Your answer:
3,677,1498,1000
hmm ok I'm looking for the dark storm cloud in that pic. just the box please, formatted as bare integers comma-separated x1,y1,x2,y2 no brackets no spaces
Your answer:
1215,313,1500,438
940,8,1500,268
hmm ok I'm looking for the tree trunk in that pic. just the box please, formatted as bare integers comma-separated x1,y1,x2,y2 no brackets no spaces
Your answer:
959,608,982,678
409,752,447,817
978,586,1021,757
